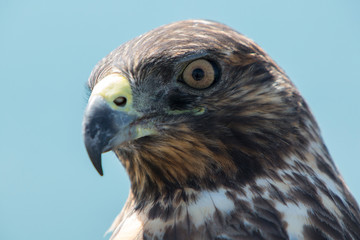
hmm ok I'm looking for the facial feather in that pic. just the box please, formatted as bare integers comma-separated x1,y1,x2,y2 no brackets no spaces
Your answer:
83,20,360,240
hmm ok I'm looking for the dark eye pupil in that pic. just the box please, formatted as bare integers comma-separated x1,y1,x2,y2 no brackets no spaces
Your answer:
192,68,205,81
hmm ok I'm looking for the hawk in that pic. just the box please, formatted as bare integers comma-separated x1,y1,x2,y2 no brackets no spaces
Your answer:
82,20,360,239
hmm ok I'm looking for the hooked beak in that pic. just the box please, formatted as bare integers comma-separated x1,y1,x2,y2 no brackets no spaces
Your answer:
82,74,144,175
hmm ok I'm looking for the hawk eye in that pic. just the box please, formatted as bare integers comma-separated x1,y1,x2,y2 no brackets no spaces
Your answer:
182,59,216,89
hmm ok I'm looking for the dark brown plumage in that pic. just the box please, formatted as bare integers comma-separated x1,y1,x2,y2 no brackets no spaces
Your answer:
83,20,360,239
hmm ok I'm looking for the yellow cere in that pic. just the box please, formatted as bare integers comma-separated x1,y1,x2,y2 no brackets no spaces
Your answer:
90,74,135,113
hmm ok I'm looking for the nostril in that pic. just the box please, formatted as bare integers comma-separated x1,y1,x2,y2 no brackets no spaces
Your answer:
113,96,127,107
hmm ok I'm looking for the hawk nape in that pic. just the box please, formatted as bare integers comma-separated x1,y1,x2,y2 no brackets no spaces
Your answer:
82,20,360,240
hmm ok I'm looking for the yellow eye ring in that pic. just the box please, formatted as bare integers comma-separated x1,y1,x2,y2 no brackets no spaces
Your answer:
182,59,216,89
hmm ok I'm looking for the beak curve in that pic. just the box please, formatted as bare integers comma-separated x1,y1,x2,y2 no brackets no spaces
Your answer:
82,74,141,176
82,95,137,175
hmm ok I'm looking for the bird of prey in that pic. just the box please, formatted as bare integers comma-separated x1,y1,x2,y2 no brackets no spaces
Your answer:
82,20,360,239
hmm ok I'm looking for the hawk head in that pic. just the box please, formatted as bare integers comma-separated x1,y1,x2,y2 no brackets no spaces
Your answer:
83,20,360,239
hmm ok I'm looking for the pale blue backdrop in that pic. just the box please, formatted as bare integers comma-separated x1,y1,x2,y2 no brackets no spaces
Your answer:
1,1,359,239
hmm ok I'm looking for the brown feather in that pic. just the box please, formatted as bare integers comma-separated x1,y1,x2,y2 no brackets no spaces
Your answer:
87,20,360,240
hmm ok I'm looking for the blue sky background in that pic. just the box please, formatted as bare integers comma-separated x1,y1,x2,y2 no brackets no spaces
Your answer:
1,1,359,239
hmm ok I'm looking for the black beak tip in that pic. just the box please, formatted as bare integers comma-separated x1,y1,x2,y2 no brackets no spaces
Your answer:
85,144,104,176
93,161,104,176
